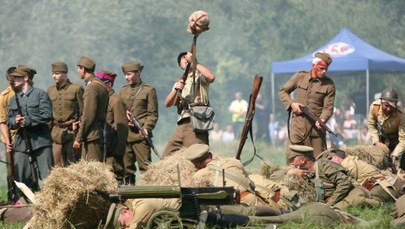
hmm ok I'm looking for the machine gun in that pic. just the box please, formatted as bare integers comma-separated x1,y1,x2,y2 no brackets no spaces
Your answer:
13,88,39,189
108,185,239,228
299,105,336,135
127,111,161,160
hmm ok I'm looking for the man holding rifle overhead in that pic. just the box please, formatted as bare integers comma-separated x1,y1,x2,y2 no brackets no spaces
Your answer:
279,52,335,158
162,51,215,158
7,65,54,193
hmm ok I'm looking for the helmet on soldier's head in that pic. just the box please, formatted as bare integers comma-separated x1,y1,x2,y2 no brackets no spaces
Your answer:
380,88,399,102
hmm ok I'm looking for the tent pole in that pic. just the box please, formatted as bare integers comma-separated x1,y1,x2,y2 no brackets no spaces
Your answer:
271,72,275,115
366,70,369,115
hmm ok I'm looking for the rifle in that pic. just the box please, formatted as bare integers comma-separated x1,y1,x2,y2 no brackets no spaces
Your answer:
127,111,162,160
235,75,263,165
5,130,18,204
13,89,39,189
376,121,397,174
299,105,336,135
175,35,198,114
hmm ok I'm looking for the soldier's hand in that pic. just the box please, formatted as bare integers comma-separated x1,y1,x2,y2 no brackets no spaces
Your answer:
315,119,325,129
287,168,309,177
291,102,302,115
72,120,80,131
392,156,398,166
173,79,185,91
126,111,135,127
16,114,25,127
73,140,81,149
6,142,13,153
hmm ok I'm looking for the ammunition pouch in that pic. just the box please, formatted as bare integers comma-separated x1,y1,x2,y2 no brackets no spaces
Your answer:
189,104,215,133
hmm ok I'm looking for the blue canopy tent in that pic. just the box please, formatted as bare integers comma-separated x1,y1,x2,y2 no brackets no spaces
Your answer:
270,27,405,114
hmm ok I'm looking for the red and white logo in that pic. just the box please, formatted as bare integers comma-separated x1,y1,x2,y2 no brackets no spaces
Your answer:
315,42,355,57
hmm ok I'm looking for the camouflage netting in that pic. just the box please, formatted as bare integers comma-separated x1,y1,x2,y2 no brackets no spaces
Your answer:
28,161,118,229
138,149,211,187
343,145,390,170
187,10,210,35
258,161,316,208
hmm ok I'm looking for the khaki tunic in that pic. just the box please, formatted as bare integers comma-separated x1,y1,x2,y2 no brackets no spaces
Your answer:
119,81,158,174
119,81,158,142
0,86,16,143
48,79,84,144
279,71,335,156
193,155,265,207
126,198,181,229
105,91,128,155
310,158,352,206
76,75,109,161
367,100,405,158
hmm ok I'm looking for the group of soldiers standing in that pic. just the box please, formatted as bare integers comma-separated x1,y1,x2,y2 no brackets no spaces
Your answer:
1,56,160,200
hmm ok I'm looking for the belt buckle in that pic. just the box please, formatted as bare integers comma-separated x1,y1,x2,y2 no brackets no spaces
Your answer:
58,121,66,128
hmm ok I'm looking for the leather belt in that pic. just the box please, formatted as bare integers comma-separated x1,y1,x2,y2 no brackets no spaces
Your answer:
53,119,76,128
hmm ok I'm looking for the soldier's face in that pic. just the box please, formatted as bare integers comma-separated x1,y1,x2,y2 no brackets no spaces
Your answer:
125,71,141,84
290,156,308,169
77,66,85,79
9,75,25,90
118,209,133,228
52,71,67,84
382,102,396,115
312,63,328,78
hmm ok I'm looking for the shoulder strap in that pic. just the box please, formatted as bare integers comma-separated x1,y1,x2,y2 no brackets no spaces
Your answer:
314,161,325,202
90,79,108,93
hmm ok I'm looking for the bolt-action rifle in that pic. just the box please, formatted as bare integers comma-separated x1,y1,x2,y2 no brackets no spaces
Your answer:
5,131,18,203
13,89,39,189
235,75,263,165
299,105,336,135
127,111,161,160
376,121,397,174
174,35,197,114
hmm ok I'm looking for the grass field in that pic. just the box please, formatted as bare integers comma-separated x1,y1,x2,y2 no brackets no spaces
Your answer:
0,141,398,228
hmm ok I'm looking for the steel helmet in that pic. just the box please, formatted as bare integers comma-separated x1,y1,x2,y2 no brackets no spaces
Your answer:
380,88,399,102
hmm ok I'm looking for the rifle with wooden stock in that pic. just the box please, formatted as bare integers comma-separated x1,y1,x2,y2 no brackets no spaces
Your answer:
5,131,18,203
13,89,39,189
299,105,336,135
235,75,263,165
376,121,398,174
127,111,162,160
174,35,198,114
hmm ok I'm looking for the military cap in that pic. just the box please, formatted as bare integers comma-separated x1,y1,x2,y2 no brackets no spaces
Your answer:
314,52,332,65
96,70,117,84
121,60,144,74
10,65,37,79
177,52,187,66
288,145,313,160
52,61,68,73
77,56,96,71
104,203,126,229
184,144,210,164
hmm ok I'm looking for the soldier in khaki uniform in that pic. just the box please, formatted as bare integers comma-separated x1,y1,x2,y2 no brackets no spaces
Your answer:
0,67,17,155
367,88,405,170
162,52,215,158
48,61,84,167
317,149,399,203
287,145,379,209
73,56,109,162
279,52,335,158
96,70,128,183
119,61,158,185
184,144,277,208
